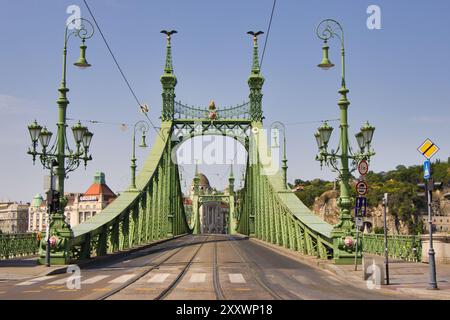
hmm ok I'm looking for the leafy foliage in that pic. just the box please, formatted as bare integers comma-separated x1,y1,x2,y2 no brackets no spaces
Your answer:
293,160,450,234
293,179,334,208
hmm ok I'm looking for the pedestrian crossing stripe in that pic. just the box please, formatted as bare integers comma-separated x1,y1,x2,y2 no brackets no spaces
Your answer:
189,273,206,283
48,276,81,285
81,275,110,284
16,272,252,288
16,276,56,286
417,139,440,159
229,274,246,283
148,273,170,283
108,274,136,284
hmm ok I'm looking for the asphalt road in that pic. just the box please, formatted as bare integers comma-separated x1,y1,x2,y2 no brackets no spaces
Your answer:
0,234,408,300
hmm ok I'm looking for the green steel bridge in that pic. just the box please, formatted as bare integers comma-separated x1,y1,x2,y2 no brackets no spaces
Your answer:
3,31,419,267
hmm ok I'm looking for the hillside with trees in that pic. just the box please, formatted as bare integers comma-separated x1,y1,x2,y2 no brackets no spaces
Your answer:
291,160,450,235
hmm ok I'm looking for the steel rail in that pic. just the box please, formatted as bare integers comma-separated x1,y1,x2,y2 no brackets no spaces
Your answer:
212,240,226,300
154,235,210,300
229,237,284,300
96,236,198,300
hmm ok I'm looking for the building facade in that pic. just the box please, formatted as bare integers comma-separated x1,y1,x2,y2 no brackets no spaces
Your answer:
28,172,117,232
0,202,29,233
184,173,229,234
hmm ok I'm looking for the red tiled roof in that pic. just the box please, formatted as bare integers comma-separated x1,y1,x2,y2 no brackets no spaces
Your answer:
84,183,116,197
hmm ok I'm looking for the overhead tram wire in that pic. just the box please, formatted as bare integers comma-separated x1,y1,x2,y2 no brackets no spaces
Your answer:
66,117,132,127
283,118,340,126
82,0,164,141
260,0,277,69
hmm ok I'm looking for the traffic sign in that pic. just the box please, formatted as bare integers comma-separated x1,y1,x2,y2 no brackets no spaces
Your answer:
358,160,369,176
423,160,431,180
356,181,368,196
417,138,440,159
355,196,368,217
355,217,364,227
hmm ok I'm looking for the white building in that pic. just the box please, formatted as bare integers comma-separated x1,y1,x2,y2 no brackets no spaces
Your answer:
184,173,228,234
0,202,29,233
28,172,117,232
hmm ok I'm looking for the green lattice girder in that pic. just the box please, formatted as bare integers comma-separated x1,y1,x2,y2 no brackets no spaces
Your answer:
69,121,190,260
236,122,334,260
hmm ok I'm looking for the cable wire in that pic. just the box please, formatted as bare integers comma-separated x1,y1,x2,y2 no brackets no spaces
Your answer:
260,0,277,69
82,0,164,141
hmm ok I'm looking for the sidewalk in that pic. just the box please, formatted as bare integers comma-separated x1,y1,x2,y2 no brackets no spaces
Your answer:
251,238,450,300
0,234,188,282
0,257,66,281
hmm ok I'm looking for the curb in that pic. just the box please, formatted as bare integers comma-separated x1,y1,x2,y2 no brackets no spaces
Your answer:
248,237,423,298
35,234,189,276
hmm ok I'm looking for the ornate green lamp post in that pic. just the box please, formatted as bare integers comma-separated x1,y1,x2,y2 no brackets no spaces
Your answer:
27,18,95,265
129,121,150,191
314,19,375,264
271,121,288,190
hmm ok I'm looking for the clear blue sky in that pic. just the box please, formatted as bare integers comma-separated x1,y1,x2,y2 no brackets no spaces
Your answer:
1,0,449,202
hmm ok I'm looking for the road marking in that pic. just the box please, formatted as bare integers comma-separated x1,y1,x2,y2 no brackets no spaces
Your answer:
229,273,246,284
82,275,110,284
108,274,136,284
158,267,178,271
135,288,156,291
148,273,170,283
91,288,110,292
232,288,252,291
48,276,81,285
123,260,131,263
184,288,205,292
323,275,343,285
189,273,206,283
58,289,79,292
41,285,65,290
23,290,42,293
294,275,314,285
16,276,55,286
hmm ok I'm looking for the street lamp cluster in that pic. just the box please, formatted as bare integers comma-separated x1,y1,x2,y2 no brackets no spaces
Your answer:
315,120,375,169
314,18,376,264
26,18,96,265
27,120,93,169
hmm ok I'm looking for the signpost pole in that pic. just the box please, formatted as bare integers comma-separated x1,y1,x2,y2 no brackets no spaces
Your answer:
45,161,55,267
354,213,359,271
427,180,438,289
417,138,440,290
354,160,369,272
383,193,389,285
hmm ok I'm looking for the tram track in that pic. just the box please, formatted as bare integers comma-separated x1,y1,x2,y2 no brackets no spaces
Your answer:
229,237,284,300
96,236,200,300
154,235,210,300
212,240,226,300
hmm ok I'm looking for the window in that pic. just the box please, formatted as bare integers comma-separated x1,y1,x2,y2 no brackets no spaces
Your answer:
79,212,84,224
92,211,97,217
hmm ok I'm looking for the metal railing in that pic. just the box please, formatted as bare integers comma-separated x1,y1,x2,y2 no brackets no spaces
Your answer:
0,233,39,260
362,233,422,262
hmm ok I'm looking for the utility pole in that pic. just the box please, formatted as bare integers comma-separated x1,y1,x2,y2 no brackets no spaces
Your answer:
382,193,389,285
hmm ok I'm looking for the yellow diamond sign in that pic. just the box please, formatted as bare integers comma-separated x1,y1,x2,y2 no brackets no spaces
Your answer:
417,138,440,159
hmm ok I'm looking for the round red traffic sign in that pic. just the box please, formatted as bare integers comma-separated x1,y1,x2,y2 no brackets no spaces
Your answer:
356,180,368,195
358,160,369,176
